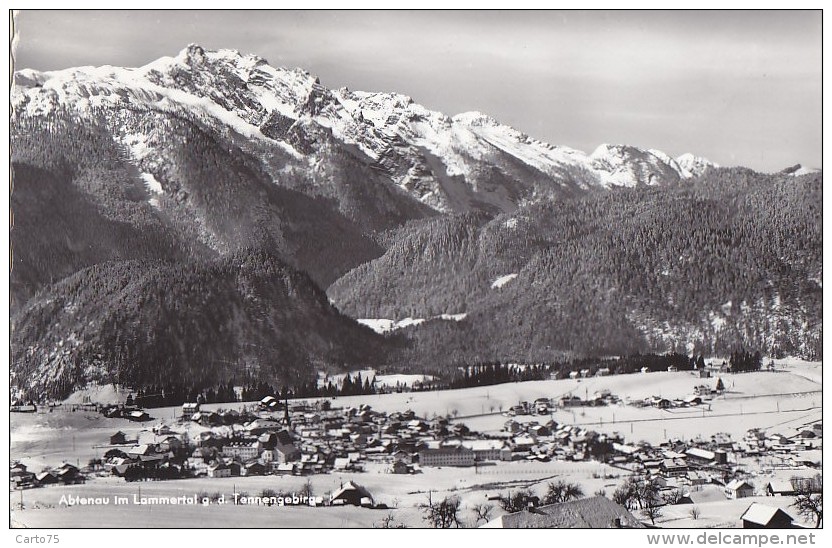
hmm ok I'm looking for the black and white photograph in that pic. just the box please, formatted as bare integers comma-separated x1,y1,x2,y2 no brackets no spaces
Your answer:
8,9,823,531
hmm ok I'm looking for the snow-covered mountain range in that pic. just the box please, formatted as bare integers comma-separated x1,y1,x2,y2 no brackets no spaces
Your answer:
13,44,719,214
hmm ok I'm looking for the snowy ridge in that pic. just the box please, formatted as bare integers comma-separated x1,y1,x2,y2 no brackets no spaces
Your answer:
676,153,719,177
13,44,720,213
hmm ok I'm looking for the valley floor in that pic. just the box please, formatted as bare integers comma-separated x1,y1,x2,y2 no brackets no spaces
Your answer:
10,358,822,528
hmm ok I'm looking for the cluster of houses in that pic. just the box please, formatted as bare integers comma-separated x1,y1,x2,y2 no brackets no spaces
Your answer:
502,391,623,415
567,368,612,379
100,404,151,422
13,381,821,527
740,424,822,457
86,398,535,481
556,389,621,408
606,420,822,506
624,378,725,410
96,391,801,484
9,462,84,489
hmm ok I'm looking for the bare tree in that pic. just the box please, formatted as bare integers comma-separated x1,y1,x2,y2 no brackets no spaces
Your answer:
472,503,494,525
498,488,537,513
613,475,642,510
662,488,685,505
640,482,663,525
689,506,701,520
420,493,462,528
642,499,663,525
613,484,635,509
542,480,585,505
375,512,407,528
792,474,822,528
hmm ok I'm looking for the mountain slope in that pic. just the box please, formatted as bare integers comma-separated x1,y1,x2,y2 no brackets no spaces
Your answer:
330,168,822,366
11,251,393,400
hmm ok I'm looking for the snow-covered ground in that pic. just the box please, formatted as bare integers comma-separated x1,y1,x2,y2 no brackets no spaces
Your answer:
491,273,518,289
316,369,435,390
356,312,467,334
63,383,130,405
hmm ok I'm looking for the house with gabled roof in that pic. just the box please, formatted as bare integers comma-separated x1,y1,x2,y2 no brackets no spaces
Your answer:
35,471,59,486
481,496,643,528
110,431,129,445
765,480,796,497
740,503,796,529
725,479,755,499
330,481,374,507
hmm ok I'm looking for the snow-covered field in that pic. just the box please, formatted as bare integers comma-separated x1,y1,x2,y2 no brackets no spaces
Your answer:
316,369,435,389
10,460,617,528
356,313,467,334
9,462,817,528
310,367,821,445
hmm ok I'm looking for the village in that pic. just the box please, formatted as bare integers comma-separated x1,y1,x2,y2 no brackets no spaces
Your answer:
9,360,824,528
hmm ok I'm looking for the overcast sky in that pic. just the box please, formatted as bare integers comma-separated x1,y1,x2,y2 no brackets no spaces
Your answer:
13,10,822,172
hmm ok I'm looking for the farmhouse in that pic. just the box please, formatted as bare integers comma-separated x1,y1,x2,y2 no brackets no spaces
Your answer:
390,460,412,474
55,463,84,485
725,479,755,499
10,463,35,489
694,385,712,397
35,471,59,486
127,410,151,422
259,395,278,409
765,480,795,497
678,485,727,505
242,462,266,477
660,458,688,477
684,447,715,464
330,481,374,507
110,431,128,445
652,398,671,409
686,470,710,486
127,445,154,458
481,496,644,528
740,503,796,529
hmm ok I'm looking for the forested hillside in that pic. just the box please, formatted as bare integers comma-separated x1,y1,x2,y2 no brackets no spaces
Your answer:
331,168,822,368
11,250,393,400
